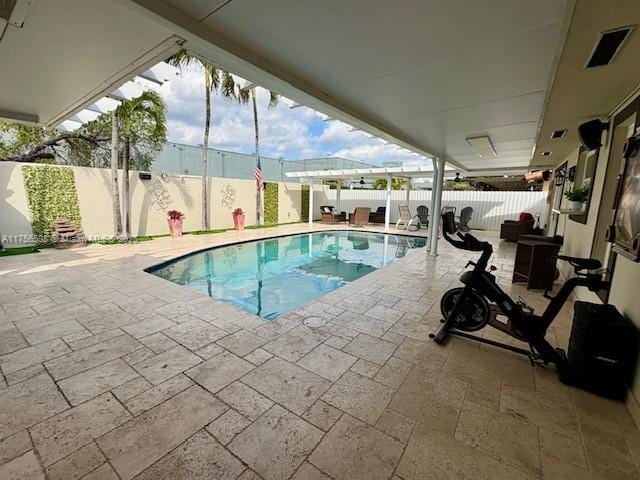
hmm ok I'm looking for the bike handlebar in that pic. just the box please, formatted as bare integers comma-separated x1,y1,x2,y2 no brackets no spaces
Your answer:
443,230,492,253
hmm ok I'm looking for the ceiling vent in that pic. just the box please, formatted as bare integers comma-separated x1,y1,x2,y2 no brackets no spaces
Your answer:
542,151,552,156
586,27,634,68
551,129,566,139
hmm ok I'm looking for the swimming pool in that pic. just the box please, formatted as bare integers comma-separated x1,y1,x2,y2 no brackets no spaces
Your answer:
147,231,427,320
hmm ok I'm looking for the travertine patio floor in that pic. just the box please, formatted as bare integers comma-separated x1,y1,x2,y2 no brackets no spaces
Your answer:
0,223,638,480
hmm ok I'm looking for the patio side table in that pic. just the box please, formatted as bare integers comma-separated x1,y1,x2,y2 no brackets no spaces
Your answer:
512,239,561,290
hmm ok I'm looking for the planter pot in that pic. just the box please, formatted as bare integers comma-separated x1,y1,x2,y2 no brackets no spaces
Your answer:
568,200,584,211
233,213,245,231
168,218,183,237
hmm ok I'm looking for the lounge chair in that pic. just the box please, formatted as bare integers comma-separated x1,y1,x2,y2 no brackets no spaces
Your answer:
320,205,346,223
396,205,420,231
458,206,473,232
348,207,371,227
369,206,386,223
416,205,429,228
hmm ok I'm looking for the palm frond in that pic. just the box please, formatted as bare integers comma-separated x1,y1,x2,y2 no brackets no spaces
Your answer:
166,50,195,70
268,91,279,108
203,63,220,92
220,72,238,100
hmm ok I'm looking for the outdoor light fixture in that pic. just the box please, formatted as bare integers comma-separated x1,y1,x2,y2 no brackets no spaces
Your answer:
466,135,497,158
454,173,461,183
554,169,565,187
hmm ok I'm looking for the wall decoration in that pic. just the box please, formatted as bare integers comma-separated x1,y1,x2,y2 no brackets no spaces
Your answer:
145,178,172,211
22,165,82,244
569,148,598,225
264,182,279,224
220,183,236,209
612,134,640,261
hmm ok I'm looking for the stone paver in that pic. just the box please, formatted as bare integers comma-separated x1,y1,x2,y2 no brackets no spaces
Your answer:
163,319,227,351
0,450,45,480
228,405,323,480
396,424,534,480
296,343,357,381
0,226,637,480
134,430,244,480
216,330,267,357
124,374,193,416
0,338,70,374
302,400,343,431
121,316,176,339
57,359,139,406
206,409,252,445
30,393,130,466
185,351,254,394
44,335,141,380
97,386,227,480
0,430,32,466
242,357,331,415
217,381,273,420
0,324,28,356
0,373,68,440
321,371,394,424
45,442,105,480
309,414,404,480
343,334,397,366
132,346,201,385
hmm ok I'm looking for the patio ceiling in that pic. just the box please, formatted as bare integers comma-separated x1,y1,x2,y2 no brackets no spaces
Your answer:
285,165,528,181
532,0,640,166
0,0,180,126
122,0,571,173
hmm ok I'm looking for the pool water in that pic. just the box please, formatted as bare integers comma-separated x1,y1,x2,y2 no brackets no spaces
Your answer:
147,231,427,320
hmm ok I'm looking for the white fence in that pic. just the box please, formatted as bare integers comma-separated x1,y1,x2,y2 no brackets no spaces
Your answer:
321,190,548,231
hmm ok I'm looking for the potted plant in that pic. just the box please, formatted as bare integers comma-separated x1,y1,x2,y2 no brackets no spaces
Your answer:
232,208,245,231
167,210,185,237
564,187,589,210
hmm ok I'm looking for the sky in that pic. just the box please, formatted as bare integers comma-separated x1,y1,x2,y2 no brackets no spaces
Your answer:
153,63,432,168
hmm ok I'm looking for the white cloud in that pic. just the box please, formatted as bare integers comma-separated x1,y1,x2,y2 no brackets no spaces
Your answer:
157,63,432,167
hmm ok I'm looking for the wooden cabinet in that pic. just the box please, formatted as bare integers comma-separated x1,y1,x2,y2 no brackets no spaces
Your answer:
512,239,561,290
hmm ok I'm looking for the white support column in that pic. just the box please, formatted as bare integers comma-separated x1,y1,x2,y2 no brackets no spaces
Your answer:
430,157,446,257
384,174,392,231
427,159,439,252
405,180,411,206
336,182,341,213
308,178,314,227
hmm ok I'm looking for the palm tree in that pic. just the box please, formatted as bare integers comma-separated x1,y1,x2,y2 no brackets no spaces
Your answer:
110,110,122,237
236,86,279,225
116,91,167,239
374,178,406,190
168,51,238,230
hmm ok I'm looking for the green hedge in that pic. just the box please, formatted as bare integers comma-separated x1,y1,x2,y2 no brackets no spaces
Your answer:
22,165,82,243
264,182,279,224
301,184,309,221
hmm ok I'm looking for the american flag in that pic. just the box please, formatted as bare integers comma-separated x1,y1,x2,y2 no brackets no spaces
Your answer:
255,157,265,190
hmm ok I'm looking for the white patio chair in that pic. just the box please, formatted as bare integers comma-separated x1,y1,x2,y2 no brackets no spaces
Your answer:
395,205,420,231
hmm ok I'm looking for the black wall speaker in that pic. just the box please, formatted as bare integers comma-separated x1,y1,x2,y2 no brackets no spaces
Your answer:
605,225,616,243
632,234,640,257
578,119,608,151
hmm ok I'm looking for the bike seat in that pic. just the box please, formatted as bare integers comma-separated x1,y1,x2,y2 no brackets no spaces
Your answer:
558,255,601,270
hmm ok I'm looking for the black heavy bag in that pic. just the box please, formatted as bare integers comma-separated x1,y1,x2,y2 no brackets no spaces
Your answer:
568,301,638,400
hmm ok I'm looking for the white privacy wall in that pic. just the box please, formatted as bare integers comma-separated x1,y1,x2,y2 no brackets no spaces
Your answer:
322,190,548,231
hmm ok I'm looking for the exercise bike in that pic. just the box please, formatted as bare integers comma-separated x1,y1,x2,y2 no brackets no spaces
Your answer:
430,211,608,379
